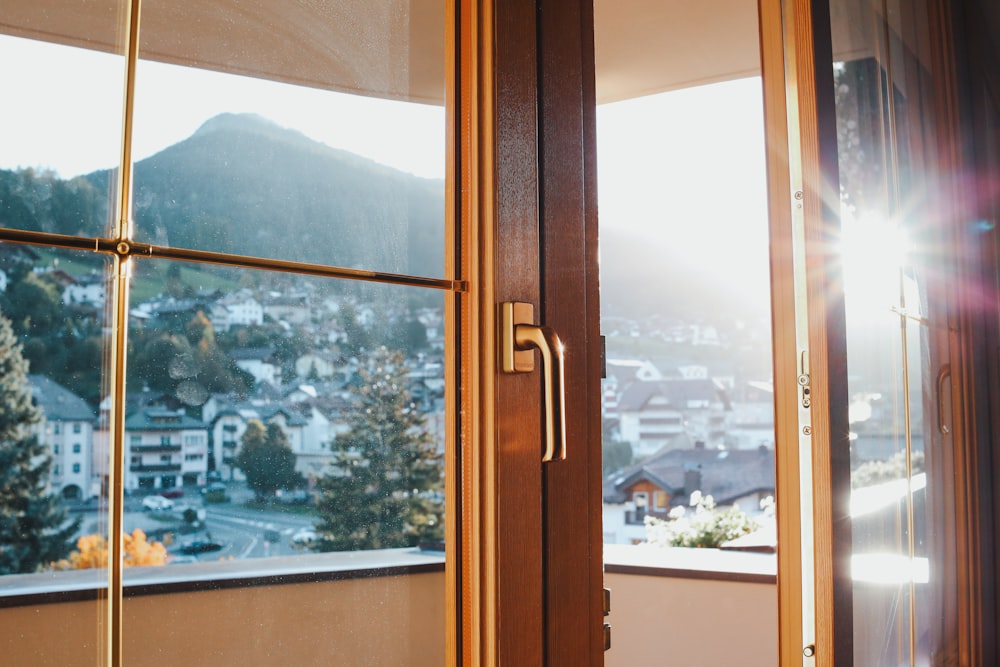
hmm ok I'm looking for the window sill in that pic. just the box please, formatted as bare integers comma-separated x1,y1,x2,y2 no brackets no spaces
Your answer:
0,547,445,608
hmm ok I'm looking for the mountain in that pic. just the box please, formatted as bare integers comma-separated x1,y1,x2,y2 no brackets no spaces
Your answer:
124,113,445,277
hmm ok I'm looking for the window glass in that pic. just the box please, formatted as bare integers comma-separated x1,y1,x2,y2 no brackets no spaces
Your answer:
0,11,125,239
123,258,447,662
829,1,958,662
0,246,111,663
130,0,446,277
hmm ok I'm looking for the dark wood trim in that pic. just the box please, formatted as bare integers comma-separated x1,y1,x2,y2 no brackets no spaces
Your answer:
538,0,603,664
489,0,545,662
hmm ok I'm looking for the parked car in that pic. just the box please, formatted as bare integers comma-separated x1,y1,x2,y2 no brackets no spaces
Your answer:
179,540,222,555
142,495,174,512
201,482,229,503
290,529,318,549
159,488,185,499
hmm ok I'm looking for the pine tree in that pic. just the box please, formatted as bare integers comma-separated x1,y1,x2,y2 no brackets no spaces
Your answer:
235,419,299,501
314,347,443,551
0,313,79,574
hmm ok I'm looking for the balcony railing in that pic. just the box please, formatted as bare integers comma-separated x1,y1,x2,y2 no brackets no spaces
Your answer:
129,463,182,472
130,445,183,453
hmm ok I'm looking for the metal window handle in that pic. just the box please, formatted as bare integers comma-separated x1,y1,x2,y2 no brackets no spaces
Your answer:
501,302,567,462
936,364,951,435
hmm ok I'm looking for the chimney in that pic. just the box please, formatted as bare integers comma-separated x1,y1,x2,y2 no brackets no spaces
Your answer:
683,463,702,497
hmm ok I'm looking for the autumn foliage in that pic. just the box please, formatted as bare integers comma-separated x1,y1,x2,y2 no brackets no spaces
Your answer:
54,529,168,570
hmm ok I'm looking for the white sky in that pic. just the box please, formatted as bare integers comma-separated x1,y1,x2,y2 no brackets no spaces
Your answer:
596,78,771,313
0,35,445,180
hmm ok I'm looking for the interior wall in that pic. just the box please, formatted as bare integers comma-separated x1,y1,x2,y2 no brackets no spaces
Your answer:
604,573,777,666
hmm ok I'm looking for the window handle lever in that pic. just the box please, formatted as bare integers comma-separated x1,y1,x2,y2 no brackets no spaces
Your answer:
501,302,567,462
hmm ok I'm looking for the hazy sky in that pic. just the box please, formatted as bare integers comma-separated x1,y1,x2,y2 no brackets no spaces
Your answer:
0,35,445,180
596,78,772,315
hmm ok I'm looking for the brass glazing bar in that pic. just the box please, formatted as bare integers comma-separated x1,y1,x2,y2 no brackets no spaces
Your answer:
0,228,465,292
108,0,143,664
116,0,141,241
138,243,467,292
0,228,119,253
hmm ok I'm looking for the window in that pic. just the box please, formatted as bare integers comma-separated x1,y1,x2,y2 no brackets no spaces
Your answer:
0,2,452,663
72,444,81,454
72,463,80,474
53,445,59,455
653,491,668,511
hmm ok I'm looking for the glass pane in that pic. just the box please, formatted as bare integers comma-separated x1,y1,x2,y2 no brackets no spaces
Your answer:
829,1,957,663
0,245,111,665
123,259,446,664
130,0,446,277
0,4,126,238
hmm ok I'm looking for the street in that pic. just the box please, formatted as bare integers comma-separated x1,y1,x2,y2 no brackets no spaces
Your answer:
70,485,320,564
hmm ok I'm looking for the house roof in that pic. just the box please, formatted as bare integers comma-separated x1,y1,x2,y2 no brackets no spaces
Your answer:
616,378,731,413
125,408,207,431
604,443,774,506
28,375,94,422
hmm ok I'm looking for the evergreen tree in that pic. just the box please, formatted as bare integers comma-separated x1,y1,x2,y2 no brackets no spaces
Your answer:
313,347,443,551
235,420,299,501
0,313,79,574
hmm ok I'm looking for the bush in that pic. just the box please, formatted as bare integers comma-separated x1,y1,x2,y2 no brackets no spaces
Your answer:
644,491,764,549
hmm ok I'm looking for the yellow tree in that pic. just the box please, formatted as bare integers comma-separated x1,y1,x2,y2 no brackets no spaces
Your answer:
54,529,168,569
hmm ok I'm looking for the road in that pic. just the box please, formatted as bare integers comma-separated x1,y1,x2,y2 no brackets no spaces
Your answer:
71,488,321,564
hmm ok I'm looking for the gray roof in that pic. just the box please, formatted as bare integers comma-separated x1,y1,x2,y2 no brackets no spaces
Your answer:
604,444,774,506
28,375,94,422
125,408,207,431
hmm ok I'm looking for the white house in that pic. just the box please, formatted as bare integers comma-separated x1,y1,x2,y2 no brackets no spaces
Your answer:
62,271,105,307
123,408,209,491
210,291,263,332
230,347,280,387
28,375,95,500
617,379,730,460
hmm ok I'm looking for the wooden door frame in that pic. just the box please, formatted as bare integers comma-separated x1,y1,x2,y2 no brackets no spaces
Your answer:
456,0,603,663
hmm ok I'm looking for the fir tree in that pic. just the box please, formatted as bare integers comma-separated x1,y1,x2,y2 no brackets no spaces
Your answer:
314,347,443,551
235,419,299,501
0,313,79,574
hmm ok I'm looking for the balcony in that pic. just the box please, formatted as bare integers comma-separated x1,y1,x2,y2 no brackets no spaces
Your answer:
0,545,776,665
129,463,182,473
130,445,183,453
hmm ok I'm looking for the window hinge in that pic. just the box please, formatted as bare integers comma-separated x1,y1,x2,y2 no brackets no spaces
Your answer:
603,588,611,651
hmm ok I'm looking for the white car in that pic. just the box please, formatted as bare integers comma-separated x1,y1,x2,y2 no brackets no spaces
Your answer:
290,529,318,549
142,495,174,511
